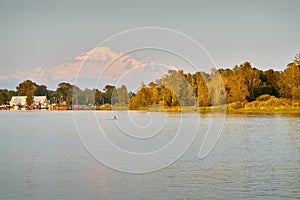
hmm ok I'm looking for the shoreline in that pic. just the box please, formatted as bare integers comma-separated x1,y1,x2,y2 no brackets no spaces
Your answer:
3,106,300,115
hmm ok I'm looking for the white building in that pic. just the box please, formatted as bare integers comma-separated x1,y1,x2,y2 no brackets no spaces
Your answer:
33,96,47,105
10,96,27,106
10,96,48,107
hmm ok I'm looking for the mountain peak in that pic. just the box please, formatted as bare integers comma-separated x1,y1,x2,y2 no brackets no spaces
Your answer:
2,46,171,91
75,46,120,62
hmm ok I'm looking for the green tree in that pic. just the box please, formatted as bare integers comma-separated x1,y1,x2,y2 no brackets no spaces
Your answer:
72,86,81,105
35,85,48,96
258,69,280,97
26,94,34,106
82,88,94,105
16,80,37,106
102,85,116,104
0,89,9,104
7,90,17,103
0,92,4,105
94,89,104,105
47,90,57,104
56,82,73,105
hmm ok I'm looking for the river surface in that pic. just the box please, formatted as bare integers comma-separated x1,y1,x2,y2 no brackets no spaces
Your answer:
0,111,299,199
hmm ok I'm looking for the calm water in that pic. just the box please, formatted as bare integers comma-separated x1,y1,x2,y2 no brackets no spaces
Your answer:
0,111,299,199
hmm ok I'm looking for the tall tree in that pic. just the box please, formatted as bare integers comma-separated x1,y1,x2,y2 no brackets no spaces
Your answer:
47,90,57,104
294,53,300,66
278,62,300,100
103,85,116,104
261,69,280,97
0,89,8,104
94,89,103,105
238,62,261,101
194,72,210,107
7,90,17,103
129,83,152,109
16,80,37,106
56,82,73,105
35,85,47,96
82,88,95,105
0,92,4,105
158,70,194,106
209,68,226,105
116,85,129,106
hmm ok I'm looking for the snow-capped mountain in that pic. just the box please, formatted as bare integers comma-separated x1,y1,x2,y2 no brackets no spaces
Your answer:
0,47,175,91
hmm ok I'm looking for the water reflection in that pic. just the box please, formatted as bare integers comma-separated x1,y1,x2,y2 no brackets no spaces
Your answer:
0,111,299,199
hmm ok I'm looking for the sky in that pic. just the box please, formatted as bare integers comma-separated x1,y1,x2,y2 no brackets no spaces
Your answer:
0,0,299,89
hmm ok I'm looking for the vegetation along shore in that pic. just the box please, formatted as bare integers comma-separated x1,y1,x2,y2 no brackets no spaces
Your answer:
1,54,300,114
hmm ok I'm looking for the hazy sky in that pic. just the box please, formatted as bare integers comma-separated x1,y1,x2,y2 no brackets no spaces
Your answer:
0,0,299,75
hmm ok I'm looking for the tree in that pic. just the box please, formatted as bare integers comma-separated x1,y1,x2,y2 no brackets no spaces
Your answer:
0,89,8,104
294,53,300,66
7,90,17,103
103,85,116,104
221,64,255,103
16,80,37,106
148,82,159,105
17,80,37,96
238,62,261,101
129,83,152,109
72,86,81,105
209,68,226,105
94,89,103,105
278,62,300,99
158,70,195,106
26,94,34,106
155,84,178,107
116,85,129,106
0,92,4,105
82,88,94,105
259,69,280,97
193,72,210,106
35,85,48,96
56,82,73,105
47,90,57,104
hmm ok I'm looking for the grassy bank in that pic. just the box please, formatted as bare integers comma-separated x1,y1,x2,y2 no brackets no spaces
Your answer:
226,95,300,114
227,106,300,114
127,105,300,114
109,95,300,114
78,95,300,114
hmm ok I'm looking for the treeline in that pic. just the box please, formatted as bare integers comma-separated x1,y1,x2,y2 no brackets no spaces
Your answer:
1,54,300,109
0,81,129,107
130,54,300,109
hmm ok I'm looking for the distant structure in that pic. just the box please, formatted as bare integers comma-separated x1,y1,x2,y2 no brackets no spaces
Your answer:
10,96,48,108
33,96,47,105
10,96,27,107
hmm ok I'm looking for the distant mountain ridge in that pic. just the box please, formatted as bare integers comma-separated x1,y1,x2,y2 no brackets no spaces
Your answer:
0,47,173,91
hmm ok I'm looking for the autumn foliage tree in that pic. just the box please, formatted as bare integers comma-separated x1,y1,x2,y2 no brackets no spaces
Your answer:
278,62,300,100
4,53,300,110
